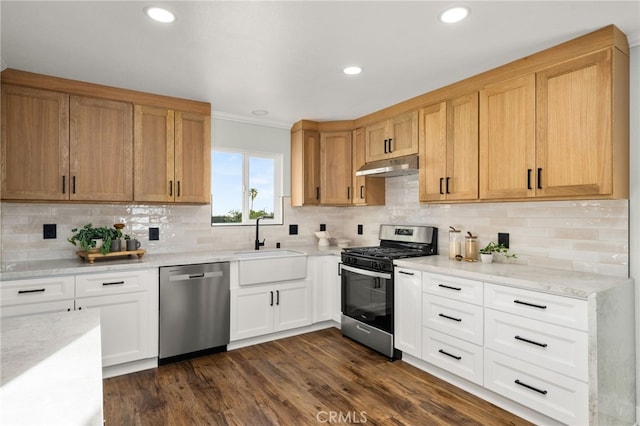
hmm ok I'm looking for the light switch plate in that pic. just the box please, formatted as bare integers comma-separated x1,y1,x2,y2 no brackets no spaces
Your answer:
43,224,57,239
149,227,160,241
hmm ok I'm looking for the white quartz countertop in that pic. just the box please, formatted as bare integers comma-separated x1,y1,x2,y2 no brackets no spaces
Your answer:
0,245,342,280
0,309,103,425
394,255,632,299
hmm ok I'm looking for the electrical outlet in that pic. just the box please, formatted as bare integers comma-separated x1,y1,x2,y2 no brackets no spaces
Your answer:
357,224,363,235
289,224,298,235
149,227,160,241
43,224,57,239
320,224,326,231
498,232,509,248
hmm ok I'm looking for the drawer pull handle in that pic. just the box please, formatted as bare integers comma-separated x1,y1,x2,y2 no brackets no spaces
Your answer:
515,335,548,348
18,288,46,294
439,313,462,322
438,349,462,360
515,379,548,395
102,281,125,286
438,284,462,291
399,271,415,276
514,299,547,310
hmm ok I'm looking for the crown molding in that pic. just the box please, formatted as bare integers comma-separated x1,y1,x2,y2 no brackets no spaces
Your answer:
211,111,292,129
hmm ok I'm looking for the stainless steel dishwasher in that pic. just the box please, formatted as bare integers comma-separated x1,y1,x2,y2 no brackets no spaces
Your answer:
159,262,230,363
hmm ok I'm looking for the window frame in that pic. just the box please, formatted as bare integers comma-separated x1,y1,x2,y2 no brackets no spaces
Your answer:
211,148,283,226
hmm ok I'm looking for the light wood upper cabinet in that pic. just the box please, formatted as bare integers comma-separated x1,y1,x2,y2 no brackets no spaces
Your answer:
352,128,385,206
419,93,478,202
365,111,418,162
320,131,352,205
536,50,618,198
1,86,133,202
134,105,210,204
290,129,321,206
1,85,70,200
70,95,133,201
480,48,628,200
479,75,536,200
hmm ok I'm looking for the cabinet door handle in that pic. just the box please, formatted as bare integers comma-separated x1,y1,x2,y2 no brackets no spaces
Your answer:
177,181,181,197
438,349,462,360
537,168,542,189
399,270,414,276
515,379,547,395
270,291,274,306
445,177,451,194
514,299,547,310
383,139,388,153
438,284,462,291
527,169,532,190
102,281,125,286
438,313,462,322
316,187,320,200
62,176,66,194
18,288,45,294
388,138,393,153
347,187,350,200
360,185,365,199
439,178,444,195
72,176,76,194
169,180,173,196
514,335,548,348
276,290,280,305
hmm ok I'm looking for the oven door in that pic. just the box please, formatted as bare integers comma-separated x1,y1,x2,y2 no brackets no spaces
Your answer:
340,264,393,334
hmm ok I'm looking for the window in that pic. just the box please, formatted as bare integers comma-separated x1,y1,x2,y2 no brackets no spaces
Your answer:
211,149,283,226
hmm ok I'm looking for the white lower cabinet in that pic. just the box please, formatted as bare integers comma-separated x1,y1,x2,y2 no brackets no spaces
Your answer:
1,269,159,371
422,328,483,385
402,270,635,425
484,349,588,425
394,267,422,357
231,280,312,341
313,255,341,323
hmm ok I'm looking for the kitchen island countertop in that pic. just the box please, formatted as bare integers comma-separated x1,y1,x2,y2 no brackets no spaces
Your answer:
0,309,103,425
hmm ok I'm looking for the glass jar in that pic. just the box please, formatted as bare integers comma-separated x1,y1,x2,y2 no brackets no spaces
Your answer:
465,235,478,261
449,229,461,259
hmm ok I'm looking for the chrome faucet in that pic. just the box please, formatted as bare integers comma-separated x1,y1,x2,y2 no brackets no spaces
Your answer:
254,216,266,250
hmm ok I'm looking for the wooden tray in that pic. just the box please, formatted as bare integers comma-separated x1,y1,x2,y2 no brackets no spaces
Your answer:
77,249,146,264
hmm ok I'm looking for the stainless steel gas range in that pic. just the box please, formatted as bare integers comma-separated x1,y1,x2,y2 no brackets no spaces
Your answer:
339,224,438,359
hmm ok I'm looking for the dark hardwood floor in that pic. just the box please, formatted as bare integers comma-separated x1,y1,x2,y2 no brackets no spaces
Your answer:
103,328,533,425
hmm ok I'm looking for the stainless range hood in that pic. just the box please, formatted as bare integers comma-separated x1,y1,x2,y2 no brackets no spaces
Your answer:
355,154,419,177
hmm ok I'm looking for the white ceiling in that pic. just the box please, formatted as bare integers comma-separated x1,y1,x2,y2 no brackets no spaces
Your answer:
2,1,639,129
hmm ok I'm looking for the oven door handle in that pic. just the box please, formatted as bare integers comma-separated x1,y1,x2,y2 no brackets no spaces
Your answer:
339,264,392,280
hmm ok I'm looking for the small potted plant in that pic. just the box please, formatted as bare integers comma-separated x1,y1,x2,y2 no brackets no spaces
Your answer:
479,242,516,264
69,224,120,255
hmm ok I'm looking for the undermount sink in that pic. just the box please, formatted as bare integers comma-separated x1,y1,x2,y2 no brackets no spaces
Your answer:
235,250,307,285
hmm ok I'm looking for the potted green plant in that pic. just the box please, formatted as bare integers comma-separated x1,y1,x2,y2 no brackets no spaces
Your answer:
479,242,516,263
68,224,121,255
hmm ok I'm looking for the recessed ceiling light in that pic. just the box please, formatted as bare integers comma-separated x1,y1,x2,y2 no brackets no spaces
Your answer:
439,6,469,24
144,7,176,23
343,66,362,76
252,110,269,116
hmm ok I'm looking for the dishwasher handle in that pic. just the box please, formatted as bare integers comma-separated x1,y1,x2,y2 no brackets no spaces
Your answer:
168,271,224,281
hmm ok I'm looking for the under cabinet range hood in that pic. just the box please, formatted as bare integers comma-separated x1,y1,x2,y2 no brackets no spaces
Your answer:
355,154,419,177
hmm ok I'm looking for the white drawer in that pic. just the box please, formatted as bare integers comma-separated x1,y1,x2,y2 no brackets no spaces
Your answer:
423,273,483,305
484,349,588,425
485,309,588,381
423,294,483,345
423,328,483,386
0,276,75,306
484,283,588,330
1,299,76,318
75,269,157,297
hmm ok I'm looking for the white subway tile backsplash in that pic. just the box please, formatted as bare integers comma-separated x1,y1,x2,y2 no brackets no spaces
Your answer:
0,173,629,277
